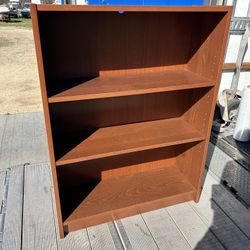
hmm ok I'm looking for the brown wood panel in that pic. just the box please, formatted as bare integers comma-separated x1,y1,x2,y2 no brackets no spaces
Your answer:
57,146,182,221
176,141,206,189
37,11,195,97
57,147,178,185
36,5,231,12
30,4,64,238
48,69,213,103
187,11,229,80
49,90,196,133
56,117,205,166
186,8,232,201
223,62,250,72
62,166,196,232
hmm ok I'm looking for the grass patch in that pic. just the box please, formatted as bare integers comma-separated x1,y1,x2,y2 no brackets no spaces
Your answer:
0,37,13,47
0,18,32,29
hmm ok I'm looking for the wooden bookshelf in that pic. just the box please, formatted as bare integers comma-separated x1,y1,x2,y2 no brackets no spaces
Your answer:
31,5,232,238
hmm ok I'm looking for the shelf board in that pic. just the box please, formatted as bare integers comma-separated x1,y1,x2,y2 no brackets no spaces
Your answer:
63,165,196,232
48,70,213,103
56,117,205,166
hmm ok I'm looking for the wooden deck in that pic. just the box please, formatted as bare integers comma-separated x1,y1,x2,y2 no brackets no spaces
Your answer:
0,112,250,249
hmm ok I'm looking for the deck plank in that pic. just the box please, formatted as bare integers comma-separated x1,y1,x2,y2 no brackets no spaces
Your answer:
9,114,23,166
0,115,15,169
47,166,92,250
189,194,250,249
0,113,49,169
22,163,58,250
203,171,250,238
21,113,35,164
59,229,91,250
21,112,49,164
0,115,7,167
32,112,49,163
0,170,7,206
119,215,159,250
167,203,225,249
87,223,123,250
2,166,23,250
142,209,192,250
0,169,7,249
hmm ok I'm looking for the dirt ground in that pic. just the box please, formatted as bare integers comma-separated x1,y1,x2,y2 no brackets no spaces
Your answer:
0,27,42,114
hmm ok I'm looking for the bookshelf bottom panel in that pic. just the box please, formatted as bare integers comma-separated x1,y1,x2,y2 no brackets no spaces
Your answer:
62,165,196,233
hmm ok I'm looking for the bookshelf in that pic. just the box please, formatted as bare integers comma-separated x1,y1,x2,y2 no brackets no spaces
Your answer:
31,4,231,238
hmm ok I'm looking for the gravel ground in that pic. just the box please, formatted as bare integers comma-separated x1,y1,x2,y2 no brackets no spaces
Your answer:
0,27,42,114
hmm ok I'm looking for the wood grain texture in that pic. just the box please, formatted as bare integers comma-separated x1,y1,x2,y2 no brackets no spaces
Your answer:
0,115,7,168
0,170,6,206
167,203,224,249
22,163,58,250
2,166,23,250
58,231,91,250
202,171,250,239
50,90,203,162
36,5,231,12
37,11,193,97
63,166,196,232
87,224,122,250
189,194,250,248
119,215,159,250
223,62,250,71
56,118,205,166
31,4,64,237
142,209,192,249
0,169,7,250
57,146,177,188
48,70,213,103
0,115,15,168
0,113,49,168
185,8,232,201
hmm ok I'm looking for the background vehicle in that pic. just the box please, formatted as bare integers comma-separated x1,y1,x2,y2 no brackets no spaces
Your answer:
0,5,10,21
21,3,30,18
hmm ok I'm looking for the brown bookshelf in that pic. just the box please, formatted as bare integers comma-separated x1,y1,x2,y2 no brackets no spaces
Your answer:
31,4,231,238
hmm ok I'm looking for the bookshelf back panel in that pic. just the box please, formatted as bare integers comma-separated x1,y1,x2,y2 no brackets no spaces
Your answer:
56,142,197,221
37,11,225,97
49,89,209,161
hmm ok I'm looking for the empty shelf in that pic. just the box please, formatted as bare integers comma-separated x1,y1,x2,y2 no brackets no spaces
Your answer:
49,70,213,103
56,117,205,166
63,165,196,232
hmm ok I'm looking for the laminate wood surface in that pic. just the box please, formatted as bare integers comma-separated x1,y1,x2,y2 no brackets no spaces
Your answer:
37,5,231,12
56,118,205,166
63,166,196,232
48,70,213,103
